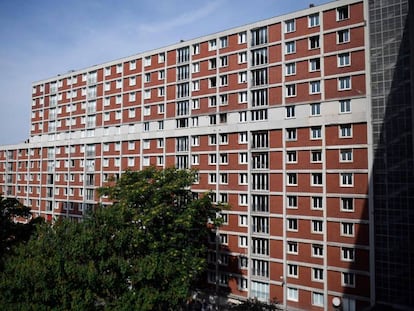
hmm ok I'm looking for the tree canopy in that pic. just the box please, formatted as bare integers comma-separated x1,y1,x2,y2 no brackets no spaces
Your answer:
0,167,221,310
0,195,39,269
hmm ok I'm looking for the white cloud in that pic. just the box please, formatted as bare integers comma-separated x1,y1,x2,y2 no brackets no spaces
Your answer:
137,0,222,34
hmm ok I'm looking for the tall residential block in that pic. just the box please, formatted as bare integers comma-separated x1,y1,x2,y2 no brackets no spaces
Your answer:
0,0,412,310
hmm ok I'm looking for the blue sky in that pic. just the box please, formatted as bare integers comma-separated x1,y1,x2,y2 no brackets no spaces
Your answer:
0,0,329,145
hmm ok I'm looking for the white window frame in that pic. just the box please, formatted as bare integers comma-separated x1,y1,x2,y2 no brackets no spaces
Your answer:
341,197,354,212
308,13,320,27
340,124,352,138
285,19,295,33
341,222,354,237
340,99,351,113
337,29,350,44
312,292,324,307
338,52,351,67
309,81,321,94
287,288,298,302
342,272,355,287
285,41,296,54
285,62,296,76
338,76,351,90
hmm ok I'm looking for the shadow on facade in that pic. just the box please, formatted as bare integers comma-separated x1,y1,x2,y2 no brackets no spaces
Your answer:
365,1,414,309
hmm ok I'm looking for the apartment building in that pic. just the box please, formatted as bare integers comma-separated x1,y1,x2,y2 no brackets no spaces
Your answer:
2,0,406,309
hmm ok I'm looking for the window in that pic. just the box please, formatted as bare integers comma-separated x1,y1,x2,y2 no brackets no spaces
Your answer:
312,244,323,257
286,106,295,118
341,222,354,236
220,55,228,67
342,247,355,261
144,56,151,66
312,220,323,233
239,111,247,122
238,52,247,64
220,153,228,164
287,241,298,254
239,132,248,144
239,236,248,248
338,52,351,67
285,19,295,33
158,52,165,63
239,194,248,206
209,154,217,165
337,6,349,20
312,173,323,186
143,139,150,150
285,41,296,54
309,13,320,27
220,36,228,48
340,149,353,162
220,173,228,185
129,92,136,102
340,124,352,137
192,80,200,91
209,77,217,88
311,103,321,116
239,152,248,164
310,81,321,94
340,173,353,186
287,173,297,185
238,71,247,84
251,89,267,106
219,133,228,145
143,106,151,116
287,151,297,163
208,173,217,185
313,268,324,281
342,272,355,287
287,195,297,208
239,173,248,185
220,234,228,245
338,29,350,43
251,48,268,66
287,264,298,277
220,75,228,86
338,77,351,91
192,43,199,55
286,128,297,141
158,104,165,114
286,84,296,97
285,62,296,75
311,126,322,139
309,35,320,49
251,27,267,46
251,109,267,121
128,157,135,167
287,218,298,231
192,99,199,110
238,31,247,44
341,198,354,211
287,288,298,302
312,292,324,307
209,39,217,50
158,87,165,97
159,70,165,80
309,58,321,71
143,122,149,132
340,99,351,113
144,90,151,99
239,215,248,227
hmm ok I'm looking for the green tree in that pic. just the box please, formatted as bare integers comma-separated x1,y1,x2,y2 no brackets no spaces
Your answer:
0,195,38,268
0,167,220,310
